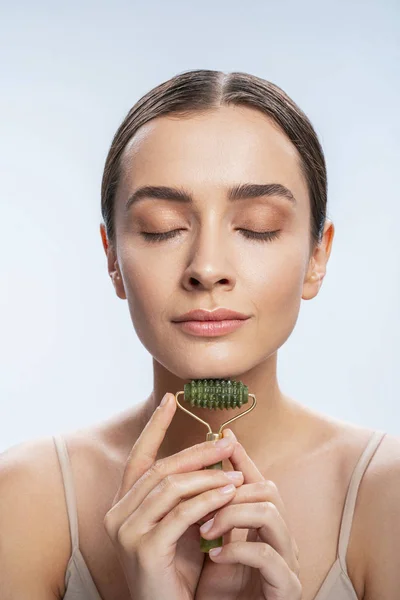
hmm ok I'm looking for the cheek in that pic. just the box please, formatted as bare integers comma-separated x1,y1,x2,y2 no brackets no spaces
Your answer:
118,233,308,356
249,247,306,349
118,250,174,339
267,256,305,308
245,237,306,303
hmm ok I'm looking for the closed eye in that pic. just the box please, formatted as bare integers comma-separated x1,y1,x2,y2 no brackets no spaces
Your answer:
140,229,281,243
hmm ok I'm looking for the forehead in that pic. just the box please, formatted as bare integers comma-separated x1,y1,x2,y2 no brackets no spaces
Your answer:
119,105,308,205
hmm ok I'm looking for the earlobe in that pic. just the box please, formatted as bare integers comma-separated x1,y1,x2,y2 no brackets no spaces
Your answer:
110,270,127,300
100,223,126,299
302,220,334,300
302,271,323,300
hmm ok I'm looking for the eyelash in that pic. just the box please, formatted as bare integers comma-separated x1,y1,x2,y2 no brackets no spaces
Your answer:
140,229,281,243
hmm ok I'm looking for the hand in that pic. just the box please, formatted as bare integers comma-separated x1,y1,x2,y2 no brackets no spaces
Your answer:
194,429,302,600
103,393,243,600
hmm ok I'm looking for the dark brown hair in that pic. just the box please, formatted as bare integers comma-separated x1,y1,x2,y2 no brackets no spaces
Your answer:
101,69,327,256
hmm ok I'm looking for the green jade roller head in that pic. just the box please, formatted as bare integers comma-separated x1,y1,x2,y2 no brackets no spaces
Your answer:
174,379,257,553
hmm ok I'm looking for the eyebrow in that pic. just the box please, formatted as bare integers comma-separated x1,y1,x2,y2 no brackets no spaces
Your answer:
125,182,296,212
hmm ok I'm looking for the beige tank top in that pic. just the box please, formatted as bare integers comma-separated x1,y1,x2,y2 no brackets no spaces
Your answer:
53,430,387,600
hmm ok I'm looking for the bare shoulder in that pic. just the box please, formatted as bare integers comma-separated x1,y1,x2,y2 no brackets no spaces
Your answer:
0,427,125,600
358,430,400,480
350,431,400,598
0,436,73,599
299,410,399,598
354,431,400,525
58,425,128,520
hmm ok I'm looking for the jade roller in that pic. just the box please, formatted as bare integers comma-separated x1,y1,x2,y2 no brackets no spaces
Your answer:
174,379,257,553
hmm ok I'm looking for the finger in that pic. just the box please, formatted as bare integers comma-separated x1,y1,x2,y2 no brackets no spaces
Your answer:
200,501,297,572
222,429,263,483
209,541,302,597
106,436,238,528
223,429,288,521
197,480,270,530
133,469,243,530
209,480,299,556
112,471,242,549
115,393,177,502
144,480,239,552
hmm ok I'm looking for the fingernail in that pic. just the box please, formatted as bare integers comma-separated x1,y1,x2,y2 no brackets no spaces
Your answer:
224,429,237,440
199,517,214,533
160,393,170,407
215,437,231,448
219,483,235,494
209,547,222,556
225,471,243,481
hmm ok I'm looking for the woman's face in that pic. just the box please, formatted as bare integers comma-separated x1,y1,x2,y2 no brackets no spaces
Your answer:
111,105,315,381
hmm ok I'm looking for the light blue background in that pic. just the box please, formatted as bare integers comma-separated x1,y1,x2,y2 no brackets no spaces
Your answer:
1,0,399,452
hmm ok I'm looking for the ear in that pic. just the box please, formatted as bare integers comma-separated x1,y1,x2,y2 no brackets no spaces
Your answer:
302,219,335,301
100,223,127,300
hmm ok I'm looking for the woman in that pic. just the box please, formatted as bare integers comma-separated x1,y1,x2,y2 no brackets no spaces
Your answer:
1,69,399,600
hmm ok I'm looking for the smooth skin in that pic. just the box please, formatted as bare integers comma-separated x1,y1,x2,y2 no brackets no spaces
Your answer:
98,105,400,599
1,105,399,600
99,104,324,598
198,428,301,600
104,395,243,600
103,393,301,600
103,104,335,467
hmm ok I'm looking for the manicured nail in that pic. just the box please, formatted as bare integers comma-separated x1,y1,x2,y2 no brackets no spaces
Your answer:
219,483,235,494
160,394,170,407
209,547,222,556
225,471,243,481
200,518,214,533
224,429,237,440
215,437,231,448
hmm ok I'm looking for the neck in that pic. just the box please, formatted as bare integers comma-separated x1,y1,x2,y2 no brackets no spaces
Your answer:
137,353,309,468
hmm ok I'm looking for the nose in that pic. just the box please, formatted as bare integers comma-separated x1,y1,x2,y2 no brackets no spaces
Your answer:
181,226,236,292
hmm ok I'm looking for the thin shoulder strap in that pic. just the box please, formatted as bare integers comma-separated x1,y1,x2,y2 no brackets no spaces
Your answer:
338,430,387,574
53,434,79,553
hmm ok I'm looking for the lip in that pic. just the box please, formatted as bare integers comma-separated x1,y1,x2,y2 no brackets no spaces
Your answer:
174,319,249,337
172,308,250,322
